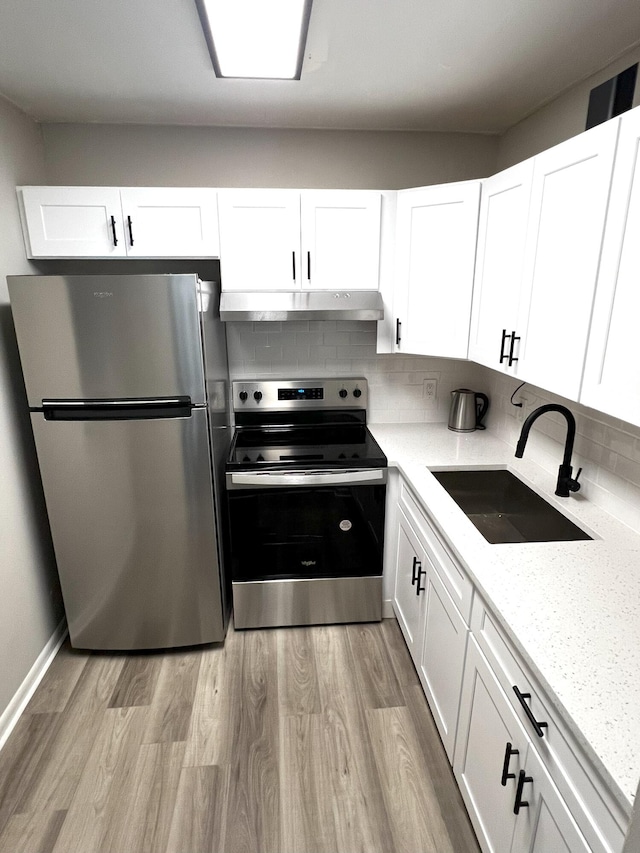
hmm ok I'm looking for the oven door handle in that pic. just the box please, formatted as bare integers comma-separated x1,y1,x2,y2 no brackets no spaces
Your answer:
227,469,387,489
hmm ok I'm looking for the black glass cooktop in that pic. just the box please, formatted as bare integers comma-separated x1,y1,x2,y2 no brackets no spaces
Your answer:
228,423,387,471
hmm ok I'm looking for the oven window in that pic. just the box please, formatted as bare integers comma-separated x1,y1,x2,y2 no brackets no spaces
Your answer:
227,484,385,582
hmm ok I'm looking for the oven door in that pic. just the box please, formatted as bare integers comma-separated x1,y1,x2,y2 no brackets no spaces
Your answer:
226,468,387,582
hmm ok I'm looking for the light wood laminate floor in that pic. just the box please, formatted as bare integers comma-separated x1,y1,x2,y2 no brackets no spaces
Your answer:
0,619,480,853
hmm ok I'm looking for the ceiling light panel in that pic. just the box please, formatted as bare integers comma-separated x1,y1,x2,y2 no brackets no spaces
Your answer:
198,0,313,80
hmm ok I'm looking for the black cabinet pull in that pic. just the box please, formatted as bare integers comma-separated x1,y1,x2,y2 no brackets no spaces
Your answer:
513,769,533,815
396,319,402,347
415,564,426,596
307,251,311,280
411,555,420,585
508,331,520,366
110,215,118,247
127,215,134,246
513,686,548,737
292,251,296,281
499,329,510,363
501,742,519,786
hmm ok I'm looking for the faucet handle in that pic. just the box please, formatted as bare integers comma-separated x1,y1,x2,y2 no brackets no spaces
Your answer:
568,467,582,493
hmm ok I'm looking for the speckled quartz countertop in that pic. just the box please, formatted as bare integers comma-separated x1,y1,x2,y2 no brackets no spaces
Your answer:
369,422,640,814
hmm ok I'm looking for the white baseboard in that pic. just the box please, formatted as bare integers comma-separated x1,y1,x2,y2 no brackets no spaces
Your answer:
0,618,68,753
383,598,395,619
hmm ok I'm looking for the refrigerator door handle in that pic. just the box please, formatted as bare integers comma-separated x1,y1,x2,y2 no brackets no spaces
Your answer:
41,397,194,421
42,397,190,408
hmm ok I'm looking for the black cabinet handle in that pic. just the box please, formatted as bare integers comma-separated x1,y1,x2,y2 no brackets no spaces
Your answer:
508,331,520,366
501,742,519,786
513,686,548,737
292,251,296,281
499,329,510,364
415,564,426,596
110,215,118,247
396,319,402,347
127,215,134,246
411,555,420,585
513,769,533,814
307,251,311,281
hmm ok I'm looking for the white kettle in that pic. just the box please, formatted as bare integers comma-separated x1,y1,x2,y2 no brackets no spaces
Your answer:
448,389,489,432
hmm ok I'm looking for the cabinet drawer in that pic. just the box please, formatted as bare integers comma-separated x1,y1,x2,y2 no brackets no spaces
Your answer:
471,597,627,853
399,481,474,623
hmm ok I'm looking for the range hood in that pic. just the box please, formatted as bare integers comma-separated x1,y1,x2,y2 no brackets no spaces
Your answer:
219,290,384,322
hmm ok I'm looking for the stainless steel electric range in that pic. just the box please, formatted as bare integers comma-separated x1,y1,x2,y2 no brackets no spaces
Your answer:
225,378,387,629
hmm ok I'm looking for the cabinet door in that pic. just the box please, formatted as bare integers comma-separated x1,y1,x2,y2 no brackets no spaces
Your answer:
20,186,125,258
468,161,533,372
393,508,426,662
300,190,381,290
581,107,640,426
516,119,619,401
511,746,591,853
119,188,219,258
217,189,300,291
394,182,480,358
417,556,468,762
454,637,528,853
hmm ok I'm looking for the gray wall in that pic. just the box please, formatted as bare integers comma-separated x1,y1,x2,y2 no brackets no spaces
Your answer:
0,96,63,725
498,45,640,169
41,123,499,189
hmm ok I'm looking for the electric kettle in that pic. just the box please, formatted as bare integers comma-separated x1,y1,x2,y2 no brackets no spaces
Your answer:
448,389,489,432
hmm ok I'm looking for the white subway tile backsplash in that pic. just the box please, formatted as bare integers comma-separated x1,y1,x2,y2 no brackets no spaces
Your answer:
309,345,338,360
295,331,324,345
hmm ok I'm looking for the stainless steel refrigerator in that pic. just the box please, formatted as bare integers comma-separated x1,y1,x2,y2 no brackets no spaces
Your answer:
7,274,231,650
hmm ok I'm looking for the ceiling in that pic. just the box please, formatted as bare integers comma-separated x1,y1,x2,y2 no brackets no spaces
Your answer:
0,0,639,133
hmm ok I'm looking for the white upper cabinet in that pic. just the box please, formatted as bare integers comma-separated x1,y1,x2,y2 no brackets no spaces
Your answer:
218,189,382,291
581,106,640,426
217,189,300,291
20,186,126,258
300,191,381,290
468,160,534,372
515,118,620,401
118,188,219,258
394,181,481,358
19,186,220,258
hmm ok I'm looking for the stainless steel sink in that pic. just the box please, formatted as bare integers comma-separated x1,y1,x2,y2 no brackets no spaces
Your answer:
431,469,592,544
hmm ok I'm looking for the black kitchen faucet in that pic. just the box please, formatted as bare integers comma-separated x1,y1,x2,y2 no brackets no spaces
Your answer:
515,404,582,497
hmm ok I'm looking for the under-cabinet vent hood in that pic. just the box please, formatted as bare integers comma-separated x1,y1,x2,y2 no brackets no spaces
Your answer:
219,290,384,322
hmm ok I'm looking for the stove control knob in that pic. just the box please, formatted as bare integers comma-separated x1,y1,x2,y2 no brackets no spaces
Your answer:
239,391,248,402
253,391,263,402
339,388,348,398
353,388,362,398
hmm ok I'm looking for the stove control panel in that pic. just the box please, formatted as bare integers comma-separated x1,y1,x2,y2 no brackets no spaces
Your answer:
232,378,368,411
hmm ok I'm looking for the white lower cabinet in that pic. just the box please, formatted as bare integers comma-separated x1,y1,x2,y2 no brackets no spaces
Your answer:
511,745,591,853
388,475,628,853
393,506,427,661
456,596,627,853
392,480,471,761
417,558,468,760
454,636,527,852
454,637,592,853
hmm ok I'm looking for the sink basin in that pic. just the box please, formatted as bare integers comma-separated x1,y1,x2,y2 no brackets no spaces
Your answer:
431,469,592,544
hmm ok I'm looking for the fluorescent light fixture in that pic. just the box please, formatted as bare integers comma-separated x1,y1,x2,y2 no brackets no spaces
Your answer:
196,0,313,80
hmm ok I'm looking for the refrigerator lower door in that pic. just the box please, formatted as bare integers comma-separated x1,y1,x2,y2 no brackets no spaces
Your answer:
31,408,225,649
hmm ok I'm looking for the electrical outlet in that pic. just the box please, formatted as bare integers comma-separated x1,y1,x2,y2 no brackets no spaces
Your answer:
423,379,437,404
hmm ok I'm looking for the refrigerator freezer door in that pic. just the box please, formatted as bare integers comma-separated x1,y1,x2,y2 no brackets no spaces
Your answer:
8,274,206,407
31,407,224,649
